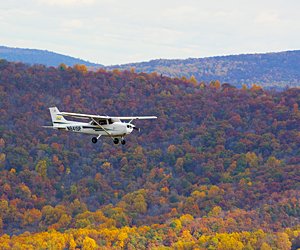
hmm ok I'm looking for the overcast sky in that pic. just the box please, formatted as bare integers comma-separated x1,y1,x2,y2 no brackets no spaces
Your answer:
1,0,299,65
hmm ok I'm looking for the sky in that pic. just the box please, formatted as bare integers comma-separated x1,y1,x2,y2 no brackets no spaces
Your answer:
1,0,299,65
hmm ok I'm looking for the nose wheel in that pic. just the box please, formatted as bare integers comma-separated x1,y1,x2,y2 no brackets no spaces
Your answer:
121,139,126,145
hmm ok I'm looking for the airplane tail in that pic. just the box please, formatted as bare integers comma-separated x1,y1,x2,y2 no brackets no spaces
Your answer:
49,107,68,125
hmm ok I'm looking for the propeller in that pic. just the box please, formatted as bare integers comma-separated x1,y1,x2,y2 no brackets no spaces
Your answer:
133,126,140,132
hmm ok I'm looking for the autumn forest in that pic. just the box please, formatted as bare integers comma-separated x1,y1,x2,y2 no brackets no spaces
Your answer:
0,59,299,249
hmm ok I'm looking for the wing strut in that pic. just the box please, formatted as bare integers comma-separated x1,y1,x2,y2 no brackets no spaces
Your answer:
91,118,112,137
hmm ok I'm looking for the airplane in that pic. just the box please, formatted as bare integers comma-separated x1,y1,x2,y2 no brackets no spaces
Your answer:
44,107,157,145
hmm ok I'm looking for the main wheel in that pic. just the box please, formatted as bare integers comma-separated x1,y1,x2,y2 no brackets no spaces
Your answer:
92,137,98,143
113,138,119,144
121,139,126,145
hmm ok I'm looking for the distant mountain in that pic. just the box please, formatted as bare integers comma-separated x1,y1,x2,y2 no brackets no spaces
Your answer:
105,50,300,89
0,45,103,67
2,45,300,89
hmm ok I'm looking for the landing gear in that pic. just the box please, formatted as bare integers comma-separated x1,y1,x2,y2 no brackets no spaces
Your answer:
93,137,126,145
113,138,126,145
92,135,101,144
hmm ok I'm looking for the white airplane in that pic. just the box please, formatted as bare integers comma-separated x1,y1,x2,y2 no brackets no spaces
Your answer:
44,107,157,145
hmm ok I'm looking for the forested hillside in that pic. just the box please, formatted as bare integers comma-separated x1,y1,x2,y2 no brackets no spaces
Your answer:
0,59,299,249
106,50,300,89
0,46,101,67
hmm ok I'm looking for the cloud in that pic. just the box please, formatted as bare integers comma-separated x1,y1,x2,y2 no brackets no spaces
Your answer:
2,0,300,65
36,0,96,6
61,19,84,31
255,10,281,25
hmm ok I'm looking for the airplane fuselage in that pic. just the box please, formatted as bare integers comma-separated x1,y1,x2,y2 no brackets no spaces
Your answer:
53,121,134,137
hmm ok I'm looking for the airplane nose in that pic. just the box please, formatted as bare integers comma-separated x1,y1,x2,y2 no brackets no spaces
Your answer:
126,124,133,134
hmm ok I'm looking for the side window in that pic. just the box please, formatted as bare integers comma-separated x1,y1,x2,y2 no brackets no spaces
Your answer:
92,120,108,125
99,120,107,125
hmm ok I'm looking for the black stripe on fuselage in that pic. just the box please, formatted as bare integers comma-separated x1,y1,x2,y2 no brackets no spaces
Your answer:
82,126,113,131
53,121,69,124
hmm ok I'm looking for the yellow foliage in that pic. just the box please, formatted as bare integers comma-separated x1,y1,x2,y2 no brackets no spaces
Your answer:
170,219,182,232
101,162,112,170
179,214,193,225
208,185,221,198
1,217,299,250
0,234,10,248
35,159,47,179
189,75,198,86
10,168,16,174
245,152,259,167
209,206,222,217
18,183,32,199
215,233,244,250
172,240,195,250
260,242,272,250
181,229,193,241
138,225,151,234
191,190,206,199
66,167,71,175
266,156,281,168
275,232,292,250
0,153,5,166
67,235,77,250
82,236,97,250
117,231,128,248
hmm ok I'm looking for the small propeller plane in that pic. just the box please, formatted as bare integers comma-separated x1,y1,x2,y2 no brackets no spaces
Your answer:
44,107,157,145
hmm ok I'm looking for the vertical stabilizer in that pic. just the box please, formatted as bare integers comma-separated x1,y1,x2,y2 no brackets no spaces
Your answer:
49,107,68,125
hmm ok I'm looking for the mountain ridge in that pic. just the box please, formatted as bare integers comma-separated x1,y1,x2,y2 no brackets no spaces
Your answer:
1,45,300,89
0,45,102,67
105,50,300,89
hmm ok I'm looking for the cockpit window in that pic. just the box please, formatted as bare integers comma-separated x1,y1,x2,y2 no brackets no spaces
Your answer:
91,120,108,125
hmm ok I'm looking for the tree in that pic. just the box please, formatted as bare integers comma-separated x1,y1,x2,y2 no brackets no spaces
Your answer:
189,75,198,86
22,208,42,227
73,64,87,74
82,236,97,250
245,152,259,168
35,159,47,179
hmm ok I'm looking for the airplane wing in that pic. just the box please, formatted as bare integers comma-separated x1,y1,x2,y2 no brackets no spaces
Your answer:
60,111,109,120
115,116,157,120
60,112,157,121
